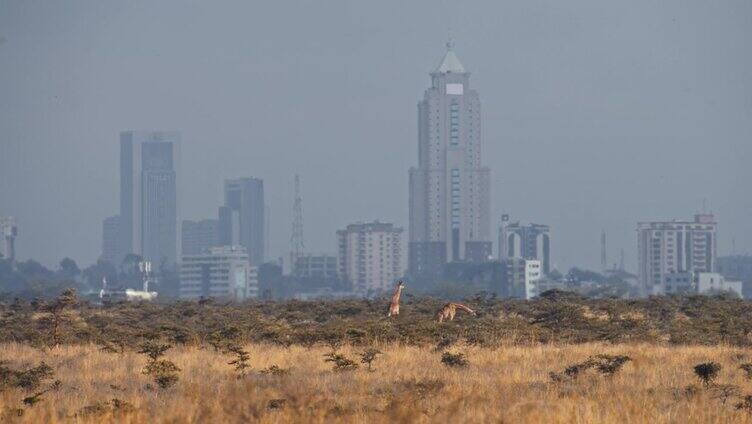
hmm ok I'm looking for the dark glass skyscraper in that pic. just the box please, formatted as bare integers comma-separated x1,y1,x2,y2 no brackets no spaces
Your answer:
219,178,264,266
119,131,180,267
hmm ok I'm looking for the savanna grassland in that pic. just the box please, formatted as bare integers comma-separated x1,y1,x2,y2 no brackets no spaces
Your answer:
3,290,752,422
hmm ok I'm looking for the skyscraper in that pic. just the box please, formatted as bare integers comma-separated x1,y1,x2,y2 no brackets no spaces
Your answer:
101,215,120,265
409,41,491,279
120,131,180,267
219,178,264,265
499,217,551,275
637,214,717,296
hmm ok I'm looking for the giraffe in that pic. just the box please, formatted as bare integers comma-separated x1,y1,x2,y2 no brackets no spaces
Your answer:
436,302,476,323
387,281,405,317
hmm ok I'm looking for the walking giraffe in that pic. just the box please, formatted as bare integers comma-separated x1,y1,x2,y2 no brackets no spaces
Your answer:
387,281,405,317
436,302,476,323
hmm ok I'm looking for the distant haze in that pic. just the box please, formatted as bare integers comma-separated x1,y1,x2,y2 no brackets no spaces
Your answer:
1,1,750,271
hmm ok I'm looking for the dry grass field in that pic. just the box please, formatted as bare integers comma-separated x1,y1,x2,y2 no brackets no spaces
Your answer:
4,342,752,423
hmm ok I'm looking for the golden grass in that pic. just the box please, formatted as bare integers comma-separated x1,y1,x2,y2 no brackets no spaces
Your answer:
3,342,752,423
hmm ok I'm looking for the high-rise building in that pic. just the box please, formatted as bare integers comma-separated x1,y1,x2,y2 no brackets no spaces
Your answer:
337,221,404,295
219,178,264,265
101,215,120,265
181,219,219,255
499,217,551,275
637,214,717,296
409,41,491,279
179,246,258,300
120,131,180,267
0,217,18,262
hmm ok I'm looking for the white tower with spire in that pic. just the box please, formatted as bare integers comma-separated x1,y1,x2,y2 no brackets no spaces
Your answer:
409,40,491,278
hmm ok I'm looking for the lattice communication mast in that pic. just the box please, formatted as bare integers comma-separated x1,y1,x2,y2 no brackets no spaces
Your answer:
290,174,305,274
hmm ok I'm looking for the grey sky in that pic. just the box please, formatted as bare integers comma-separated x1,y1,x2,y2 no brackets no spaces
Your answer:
1,0,750,272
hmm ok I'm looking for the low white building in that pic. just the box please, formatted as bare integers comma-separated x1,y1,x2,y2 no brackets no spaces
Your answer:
696,272,742,297
180,246,258,300
659,271,742,297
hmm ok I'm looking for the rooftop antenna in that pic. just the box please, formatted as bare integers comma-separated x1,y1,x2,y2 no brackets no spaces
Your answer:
290,174,304,274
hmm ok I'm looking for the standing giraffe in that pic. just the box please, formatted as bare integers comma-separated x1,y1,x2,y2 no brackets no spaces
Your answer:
387,281,405,317
436,302,476,323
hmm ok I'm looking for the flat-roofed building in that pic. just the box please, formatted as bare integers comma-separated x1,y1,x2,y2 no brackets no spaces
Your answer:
337,221,404,296
180,246,258,300
637,214,717,296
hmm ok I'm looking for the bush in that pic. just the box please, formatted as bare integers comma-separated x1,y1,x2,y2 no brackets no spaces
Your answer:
694,362,721,386
226,344,251,377
441,352,468,368
323,353,358,372
260,365,289,376
740,363,752,380
139,342,180,389
359,348,382,372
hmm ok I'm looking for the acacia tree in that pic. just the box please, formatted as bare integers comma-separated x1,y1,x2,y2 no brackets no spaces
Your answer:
35,288,81,347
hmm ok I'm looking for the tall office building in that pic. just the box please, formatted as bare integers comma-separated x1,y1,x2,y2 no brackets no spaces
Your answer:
120,131,180,267
409,41,491,278
337,221,404,295
181,219,219,255
101,215,120,265
499,216,551,275
0,217,18,262
637,214,717,296
219,178,264,265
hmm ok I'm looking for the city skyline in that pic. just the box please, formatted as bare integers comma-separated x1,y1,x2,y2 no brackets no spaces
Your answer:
1,1,750,271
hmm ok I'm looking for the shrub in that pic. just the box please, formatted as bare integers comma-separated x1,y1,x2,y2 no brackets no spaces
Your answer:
588,354,632,376
226,344,251,377
139,342,180,389
441,352,468,368
267,399,286,410
694,362,721,387
549,354,631,382
323,353,358,372
138,341,172,361
77,398,135,417
433,335,458,352
359,348,382,372
740,363,752,380
260,365,289,376
710,384,740,404
0,361,54,392
737,395,752,412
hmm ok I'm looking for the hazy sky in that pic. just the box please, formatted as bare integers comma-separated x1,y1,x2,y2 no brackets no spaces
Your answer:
1,1,750,272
